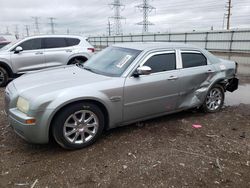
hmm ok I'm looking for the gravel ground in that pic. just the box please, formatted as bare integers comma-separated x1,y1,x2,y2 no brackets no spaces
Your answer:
0,76,250,188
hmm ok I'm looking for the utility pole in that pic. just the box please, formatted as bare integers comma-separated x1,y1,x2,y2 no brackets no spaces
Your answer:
48,17,56,34
5,26,10,34
109,0,125,35
225,0,232,30
67,28,70,34
32,17,40,34
14,25,19,39
107,20,112,36
25,25,30,36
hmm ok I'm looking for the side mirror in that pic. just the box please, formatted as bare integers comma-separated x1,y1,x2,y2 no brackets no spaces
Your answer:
134,66,152,77
14,46,23,53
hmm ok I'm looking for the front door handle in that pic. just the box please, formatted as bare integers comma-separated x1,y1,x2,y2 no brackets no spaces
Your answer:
168,75,178,80
66,49,72,53
206,69,215,73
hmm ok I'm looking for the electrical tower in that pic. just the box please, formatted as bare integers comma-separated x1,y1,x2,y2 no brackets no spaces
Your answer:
225,0,232,30
48,17,56,34
32,17,40,34
136,0,156,33
109,0,125,35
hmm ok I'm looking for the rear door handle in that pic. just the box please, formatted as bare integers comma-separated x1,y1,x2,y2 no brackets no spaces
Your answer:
167,75,179,80
35,52,43,55
66,49,72,53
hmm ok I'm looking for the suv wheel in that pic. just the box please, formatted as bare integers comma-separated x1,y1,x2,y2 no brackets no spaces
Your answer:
52,102,105,149
201,84,224,113
0,67,8,87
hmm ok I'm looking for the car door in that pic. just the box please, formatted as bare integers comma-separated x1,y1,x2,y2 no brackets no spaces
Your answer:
177,50,216,109
43,37,74,68
123,50,181,122
10,38,45,73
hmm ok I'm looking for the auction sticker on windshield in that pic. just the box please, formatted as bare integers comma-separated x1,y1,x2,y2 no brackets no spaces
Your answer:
116,55,132,68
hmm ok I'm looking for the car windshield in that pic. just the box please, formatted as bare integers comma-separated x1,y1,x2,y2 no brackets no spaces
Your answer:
0,39,20,51
83,47,141,77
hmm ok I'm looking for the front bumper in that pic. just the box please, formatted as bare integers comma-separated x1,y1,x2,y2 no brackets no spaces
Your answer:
8,108,51,144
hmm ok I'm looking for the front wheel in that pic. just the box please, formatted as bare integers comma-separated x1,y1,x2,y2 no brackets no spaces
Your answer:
52,102,105,149
0,67,8,87
201,84,225,113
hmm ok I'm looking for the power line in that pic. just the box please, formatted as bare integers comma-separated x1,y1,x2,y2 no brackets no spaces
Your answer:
136,0,156,33
48,17,56,34
109,0,125,35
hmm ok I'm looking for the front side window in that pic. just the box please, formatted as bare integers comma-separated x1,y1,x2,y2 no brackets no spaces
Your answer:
182,52,207,68
143,53,176,73
19,38,42,51
44,38,67,49
84,47,141,77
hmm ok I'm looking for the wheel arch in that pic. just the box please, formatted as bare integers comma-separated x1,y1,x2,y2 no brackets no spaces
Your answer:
48,99,110,141
67,55,89,65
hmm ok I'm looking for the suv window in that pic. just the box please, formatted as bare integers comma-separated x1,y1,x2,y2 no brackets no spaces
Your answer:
44,38,67,49
182,52,207,68
19,38,42,51
144,53,176,73
66,38,80,46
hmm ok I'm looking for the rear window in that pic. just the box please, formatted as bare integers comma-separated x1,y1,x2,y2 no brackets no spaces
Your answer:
43,37,67,49
66,38,80,46
182,52,207,68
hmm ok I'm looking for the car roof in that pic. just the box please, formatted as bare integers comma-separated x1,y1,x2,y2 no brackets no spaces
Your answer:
23,34,85,40
113,42,199,51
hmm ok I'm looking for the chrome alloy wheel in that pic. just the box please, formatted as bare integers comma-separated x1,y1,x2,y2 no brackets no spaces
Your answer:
63,110,99,144
206,88,223,111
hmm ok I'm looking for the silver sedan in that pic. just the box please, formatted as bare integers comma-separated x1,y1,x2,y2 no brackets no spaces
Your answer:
4,42,238,149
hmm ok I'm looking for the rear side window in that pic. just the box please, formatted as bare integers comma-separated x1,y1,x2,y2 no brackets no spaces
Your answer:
66,38,80,46
182,53,207,68
44,38,67,49
144,53,176,73
19,38,42,51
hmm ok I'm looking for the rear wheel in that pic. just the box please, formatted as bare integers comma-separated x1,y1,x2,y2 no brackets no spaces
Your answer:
52,102,105,149
0,67,8,87
201,84,224,113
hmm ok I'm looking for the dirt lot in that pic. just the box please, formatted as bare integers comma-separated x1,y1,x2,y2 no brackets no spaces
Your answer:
0,76,250,188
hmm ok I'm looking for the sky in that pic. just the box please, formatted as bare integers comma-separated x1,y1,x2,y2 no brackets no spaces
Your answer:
0,0,249,37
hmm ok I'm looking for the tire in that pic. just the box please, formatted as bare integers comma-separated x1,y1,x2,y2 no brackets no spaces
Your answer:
0,67,8,87
201,84,224,113
52,102,105,149
68,57,88,65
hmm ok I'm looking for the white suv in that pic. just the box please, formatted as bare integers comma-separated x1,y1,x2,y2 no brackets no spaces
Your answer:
0,35,95,86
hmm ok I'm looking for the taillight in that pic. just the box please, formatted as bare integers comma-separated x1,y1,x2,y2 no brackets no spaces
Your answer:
87,48,95,53
235,62,238,75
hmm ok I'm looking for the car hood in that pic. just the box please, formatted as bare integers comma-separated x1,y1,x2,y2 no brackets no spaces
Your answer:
13,65,112,96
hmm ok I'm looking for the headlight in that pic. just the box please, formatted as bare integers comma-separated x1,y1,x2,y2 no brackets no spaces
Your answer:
17,97,29,114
